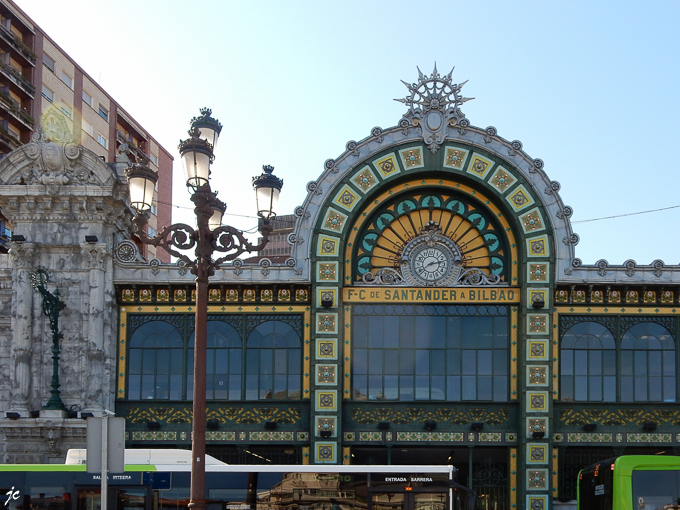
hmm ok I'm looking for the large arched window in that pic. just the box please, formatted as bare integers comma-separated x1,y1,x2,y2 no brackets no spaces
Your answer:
246,321,302,400
621,323,675,402
126,314,303,401
559,317,676,403
128,321,184,400
352,305,508,402
560,322,616,402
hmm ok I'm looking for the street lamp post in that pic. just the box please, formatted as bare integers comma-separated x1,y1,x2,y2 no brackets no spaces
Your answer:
125,109,282,510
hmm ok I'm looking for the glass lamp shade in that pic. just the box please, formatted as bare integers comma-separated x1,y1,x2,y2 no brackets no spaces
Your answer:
191,108,222,149
252,165,283,220
179,137,213,189
125,164,158,212
209,198,226,230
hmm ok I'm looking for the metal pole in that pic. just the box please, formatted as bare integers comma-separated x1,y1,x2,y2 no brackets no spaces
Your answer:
190,274,208,510
101,413,108,510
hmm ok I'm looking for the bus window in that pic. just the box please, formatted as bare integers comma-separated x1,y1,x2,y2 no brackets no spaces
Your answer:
631,470,680,510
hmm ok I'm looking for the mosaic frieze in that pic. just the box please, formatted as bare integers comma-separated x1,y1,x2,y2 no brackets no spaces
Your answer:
662,290,674,303
131,431,177,441
478,433,502,442
466,153,494,179
126,405,302,425
527,340,549,361
317,235,340,257
397,432,465,442
398,147,424,169
316,338,337,360
554,287,677,305
349,407,509,425
609,289,621,303
566,433,613,443
591,289,604,303
443,147,469,170
359,432,383,442
206,431,236,441
488,166,516,193
372,154,401,179
526,444,548,464
560,407,680,426
526,235,549,257
520,208,544,234
333,184,361,212
555,289,568,303
351,166,379,193
506,185,535,212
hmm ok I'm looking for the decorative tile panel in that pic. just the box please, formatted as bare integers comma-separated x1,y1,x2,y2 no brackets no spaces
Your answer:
333,185,361,212
359,432,383,442
396,432,464,442
316,338,337,360
243,289,256,302
315,390,337,411
527,314,548,334
316,313,337,334
317,262,339,282
643,290,656,303
526,444,548,464
567,433,613,443
466,153,494,179
322,208,348,234
527,496,548,510
277,289,291,302
528,263,550,282
527,365,548,386
249,431,295,441
372,154,401,179
139,289,152,302
527,235,549,257
573,289,586,303
555,289,568,303
225,288,239,302
208,288,221,301
156,289,170,302
351,166,379,193
527,340,549,361
479,433,502,442
526,469,548,490
527,391,549,412
608,289,621,303
315,442,336,463
317,417,336,437
661,290,674,304
398,146,424,169
316,287,338,308
591,289,604,303
527,418,548,436
295,289,309,302
488,166,516,193
206,431,236,441
317,235,341,257
506,185,535,212
261,289,275,302
627,433,672,443
443,146,470,170
528,288,549,308
520,208,545,233
316,364,337,385
131,431,178,441
122,289,135,302
626,289,639,303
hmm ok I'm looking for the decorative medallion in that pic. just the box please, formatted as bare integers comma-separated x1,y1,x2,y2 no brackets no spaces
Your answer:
527,418,548,436
322,208,348,233
527,366,547,386
278,289,291,302
528,392,549,412
489,166,516,193
174,289,187,302
317,339,337,360
333,185,361,212
317,235,340,257
527,340,548,361
317,262,338,282
443,147,470,170
526,470,548,490
506,185,535,212
521,208,545,233
527,496,548,510
317,417,336,436
527,444,547,464
399,147,425,169
528,289,548,308
315,442,336,463
139,289,152,302
209,288,221,302
316,391,337,411
316,365,337,385
528,314,548,334
466,153,494,180
351,166,379,193
316,313,337,334
372,154,401,179
225,289,239,302
529,263,549,282
156,289,170,302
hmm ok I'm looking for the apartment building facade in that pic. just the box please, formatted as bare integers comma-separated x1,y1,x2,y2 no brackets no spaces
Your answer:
0,0,172,261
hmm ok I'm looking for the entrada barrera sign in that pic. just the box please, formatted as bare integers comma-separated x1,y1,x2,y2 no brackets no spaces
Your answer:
344,287,520,303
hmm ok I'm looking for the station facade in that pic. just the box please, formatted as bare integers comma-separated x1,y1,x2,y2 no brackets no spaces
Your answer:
2,68,680,510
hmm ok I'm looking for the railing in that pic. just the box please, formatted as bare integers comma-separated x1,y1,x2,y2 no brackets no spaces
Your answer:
0,59,35,96
0,24,36,65
0,124,21,148
0,90,33,127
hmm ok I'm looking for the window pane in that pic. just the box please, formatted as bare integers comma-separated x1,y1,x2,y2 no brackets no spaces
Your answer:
477,350,492,375
462,376,476,400
399,375,414,401
415,375,430,400
415,350,429,375
369,350,383,375
431,376,445,400
447,375,461,401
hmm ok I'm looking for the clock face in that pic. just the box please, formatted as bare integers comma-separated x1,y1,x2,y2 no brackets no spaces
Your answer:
411,245,451,282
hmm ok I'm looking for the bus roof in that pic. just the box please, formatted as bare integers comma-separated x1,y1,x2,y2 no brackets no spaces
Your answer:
64,449,225,466
612,455,680,476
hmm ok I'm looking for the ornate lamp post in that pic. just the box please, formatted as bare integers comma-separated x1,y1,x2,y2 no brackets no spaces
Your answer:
30,267,66,410
125,108,282,509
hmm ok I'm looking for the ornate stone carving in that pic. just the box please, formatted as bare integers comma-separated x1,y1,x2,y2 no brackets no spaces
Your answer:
652,259,665,277
81,244,108,269
508,140,523,156
623,259,636,277
114,240,140,263
396,66,473,153
596,259,609,277
9,244,35,268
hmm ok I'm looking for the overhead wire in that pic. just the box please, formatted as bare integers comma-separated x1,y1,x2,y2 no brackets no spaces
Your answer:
571,204,680,224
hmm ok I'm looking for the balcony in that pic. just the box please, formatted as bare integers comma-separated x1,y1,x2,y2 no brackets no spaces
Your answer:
0,60,35,98
0,124,21,151
0,24,36,66
0,90,33,128
116,130,147,162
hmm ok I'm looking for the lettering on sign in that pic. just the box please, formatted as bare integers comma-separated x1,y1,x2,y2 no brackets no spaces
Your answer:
4,488,20,507
344,288,518,304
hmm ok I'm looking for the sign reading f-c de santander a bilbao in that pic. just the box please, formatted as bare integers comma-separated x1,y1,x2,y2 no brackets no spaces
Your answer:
343,287,520,304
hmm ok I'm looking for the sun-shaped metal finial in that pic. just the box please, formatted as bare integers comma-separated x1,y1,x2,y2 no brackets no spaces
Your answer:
395,64,473,119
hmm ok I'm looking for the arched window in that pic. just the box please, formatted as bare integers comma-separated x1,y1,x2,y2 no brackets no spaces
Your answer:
621,323,675,402
128,320,184,400
246,321,302,400
560,322,616,402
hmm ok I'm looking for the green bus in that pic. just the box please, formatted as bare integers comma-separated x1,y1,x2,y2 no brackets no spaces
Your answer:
578,455,680,510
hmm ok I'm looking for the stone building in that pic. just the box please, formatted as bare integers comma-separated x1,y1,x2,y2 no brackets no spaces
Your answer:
1,67,679,509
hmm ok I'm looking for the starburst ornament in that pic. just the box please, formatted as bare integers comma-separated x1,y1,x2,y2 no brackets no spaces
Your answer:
395,65,474,153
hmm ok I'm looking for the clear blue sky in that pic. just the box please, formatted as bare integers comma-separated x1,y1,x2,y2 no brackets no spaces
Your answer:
21,0,680,265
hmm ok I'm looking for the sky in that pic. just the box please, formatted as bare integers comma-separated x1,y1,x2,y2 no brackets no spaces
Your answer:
19,0,680,265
